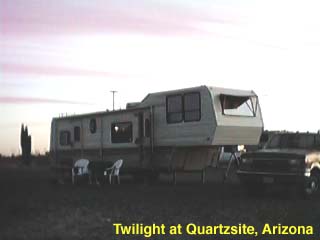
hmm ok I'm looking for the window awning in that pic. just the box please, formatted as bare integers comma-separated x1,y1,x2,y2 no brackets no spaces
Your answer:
220,94,257,117
220,94,250,109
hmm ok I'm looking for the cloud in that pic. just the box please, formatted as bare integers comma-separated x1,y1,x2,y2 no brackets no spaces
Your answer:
1,63,130,78
0,96,93,105
1,0,232,37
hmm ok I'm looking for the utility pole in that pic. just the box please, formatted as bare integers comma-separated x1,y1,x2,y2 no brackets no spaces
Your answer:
110,90,117,111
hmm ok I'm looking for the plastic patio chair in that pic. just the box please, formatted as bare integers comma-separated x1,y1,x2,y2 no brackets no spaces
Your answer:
72,159,90,184
104,159,123,184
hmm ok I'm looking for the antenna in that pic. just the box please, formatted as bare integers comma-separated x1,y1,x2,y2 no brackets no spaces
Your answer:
110,90,117,111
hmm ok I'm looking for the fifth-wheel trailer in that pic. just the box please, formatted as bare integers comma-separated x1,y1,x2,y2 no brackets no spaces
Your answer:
50,85,264,181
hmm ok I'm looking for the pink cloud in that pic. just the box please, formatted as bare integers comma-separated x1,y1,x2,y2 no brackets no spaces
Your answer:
1,63,131,78
0,0,232,37
0,96,93,105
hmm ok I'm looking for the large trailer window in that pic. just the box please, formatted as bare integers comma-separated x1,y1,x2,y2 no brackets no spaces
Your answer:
74,126,80,142
111,122,133,143
166,95,183,123
184,92,201,122
166,92,201,124
59,131,71,146
220,94,257,117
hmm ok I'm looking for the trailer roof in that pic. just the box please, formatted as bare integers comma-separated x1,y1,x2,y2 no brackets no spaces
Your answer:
208,86,257,97
53,106,150,121
141,85,257,103
53,85,257,121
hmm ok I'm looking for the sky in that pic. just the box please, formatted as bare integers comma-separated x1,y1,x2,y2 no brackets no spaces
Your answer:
1,0,320,155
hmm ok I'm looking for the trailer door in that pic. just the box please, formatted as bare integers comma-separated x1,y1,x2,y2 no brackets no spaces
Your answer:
137,109,153,168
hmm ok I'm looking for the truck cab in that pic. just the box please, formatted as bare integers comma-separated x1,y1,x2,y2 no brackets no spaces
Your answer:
238,132,320,196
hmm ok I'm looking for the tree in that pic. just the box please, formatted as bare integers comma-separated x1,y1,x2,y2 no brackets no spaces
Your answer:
20,124,24,150
20,124,32,165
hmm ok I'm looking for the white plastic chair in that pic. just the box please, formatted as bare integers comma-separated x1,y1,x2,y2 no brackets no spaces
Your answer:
104,159,123,184
72,159,90,184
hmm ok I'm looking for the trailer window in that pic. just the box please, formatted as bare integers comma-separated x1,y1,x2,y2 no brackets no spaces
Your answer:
89,118,97,134
74,126,80,142
166,95,183,123
184,92,201,122
59,131,71,146
111,122,133,143
220,94,256,117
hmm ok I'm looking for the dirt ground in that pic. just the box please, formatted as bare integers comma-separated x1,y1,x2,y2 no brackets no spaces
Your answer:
0,162,319,240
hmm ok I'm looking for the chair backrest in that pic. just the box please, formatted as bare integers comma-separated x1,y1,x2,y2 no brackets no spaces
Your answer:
74,159,90,175
112,159,123,176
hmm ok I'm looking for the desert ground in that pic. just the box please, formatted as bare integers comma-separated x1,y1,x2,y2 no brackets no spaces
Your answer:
0,157,319,240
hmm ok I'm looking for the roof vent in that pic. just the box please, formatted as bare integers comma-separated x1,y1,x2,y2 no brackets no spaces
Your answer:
126,102,140,109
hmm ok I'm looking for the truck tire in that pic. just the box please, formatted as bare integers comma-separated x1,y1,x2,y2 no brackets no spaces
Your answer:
303,170,320,197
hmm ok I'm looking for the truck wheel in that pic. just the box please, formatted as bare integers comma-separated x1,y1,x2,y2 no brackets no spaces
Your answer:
304,172,319,196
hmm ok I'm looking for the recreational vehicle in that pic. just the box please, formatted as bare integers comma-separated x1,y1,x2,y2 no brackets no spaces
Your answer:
50,86,264,182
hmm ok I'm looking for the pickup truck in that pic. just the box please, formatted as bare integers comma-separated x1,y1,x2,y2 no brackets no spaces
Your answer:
237,132,320,196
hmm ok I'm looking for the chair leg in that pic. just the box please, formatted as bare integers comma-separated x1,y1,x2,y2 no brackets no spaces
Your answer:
117,175,120,184
72,169,75,185
173,171,176,185
201,169,206,184
89,173,92,185
96,176,100,185
109,174,112,184
224,153,234,180
103,171,107,184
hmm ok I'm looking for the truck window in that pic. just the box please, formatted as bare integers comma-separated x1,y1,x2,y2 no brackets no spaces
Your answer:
266,133,318,149
60,131,71,146
166,95,183,123
111,122,133,143
184,92,201,122
74,126,80,142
